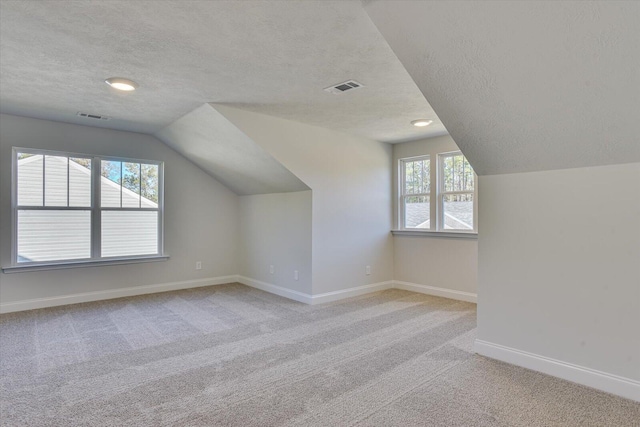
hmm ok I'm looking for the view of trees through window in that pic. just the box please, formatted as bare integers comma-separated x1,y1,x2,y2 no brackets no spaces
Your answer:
101,160,159,204
405,158,430,195
440,153,474,230
442,153,473,193
403,157,430,228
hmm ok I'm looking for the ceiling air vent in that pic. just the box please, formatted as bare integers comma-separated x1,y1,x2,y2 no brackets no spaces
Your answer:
77,112,111,121
323,80,364,94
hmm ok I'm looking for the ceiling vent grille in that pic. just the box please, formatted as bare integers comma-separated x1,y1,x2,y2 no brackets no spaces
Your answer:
77,112,111,121
324,80,364,94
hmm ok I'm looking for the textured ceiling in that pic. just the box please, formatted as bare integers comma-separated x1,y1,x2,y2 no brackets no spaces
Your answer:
0,0,446,142
365,1,640,175
155,104,308,195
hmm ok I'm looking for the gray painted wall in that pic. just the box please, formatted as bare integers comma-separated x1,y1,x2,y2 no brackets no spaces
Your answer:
393,136,478,295
366,0,640,392
0,114,239,303
478,163,640,381
238,191,312,294
216,105,394,295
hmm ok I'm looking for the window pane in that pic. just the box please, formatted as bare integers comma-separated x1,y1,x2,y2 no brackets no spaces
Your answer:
122,162,141,208
443,194,474,230
69,158,92,207
101,160,122,207
404,159,429,194
44,155,68,206
141,164,159,207
404,161,414,194
443,154,474,192
404,195,430,229
17,210,91,262
17,153,43,206
443,155,455,191
102,211,158,257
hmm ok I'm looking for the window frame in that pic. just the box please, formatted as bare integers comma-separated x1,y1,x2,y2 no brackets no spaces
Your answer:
399,155,432,231
437,151,478,233
398,150,478,235
9,147,165,270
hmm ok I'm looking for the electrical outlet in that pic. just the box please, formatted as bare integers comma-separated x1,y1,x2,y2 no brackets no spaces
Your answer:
269,265,274,274
294,270,299,281
196,261,202,270
366,265,371,275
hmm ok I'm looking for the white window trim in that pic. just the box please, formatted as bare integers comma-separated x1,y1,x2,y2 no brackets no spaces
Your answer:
397,151,478,236
390,229,477,239
4,147,166,272
2,255,170,274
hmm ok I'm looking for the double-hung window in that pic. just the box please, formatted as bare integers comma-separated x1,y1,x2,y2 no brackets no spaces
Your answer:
438,152,475,231
399,150,477,233
10,148,164,268
400,156,431,229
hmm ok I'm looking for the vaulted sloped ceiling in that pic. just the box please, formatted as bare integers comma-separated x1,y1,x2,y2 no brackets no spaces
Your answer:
0,0,446,143
2,1,637,183
155,104,308,195
365,1,640,176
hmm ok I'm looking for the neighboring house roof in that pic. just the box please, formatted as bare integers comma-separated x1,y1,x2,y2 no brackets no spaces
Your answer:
405,202,472,230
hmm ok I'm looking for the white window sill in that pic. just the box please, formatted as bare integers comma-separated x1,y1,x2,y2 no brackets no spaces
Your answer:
2,255,170,274
391,230,478,239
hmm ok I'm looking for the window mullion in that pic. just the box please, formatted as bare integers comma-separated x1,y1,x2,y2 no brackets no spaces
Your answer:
157,162,164,255
119,162,123,209
92,157,102,259
430,155,436,231
100,207,159,212
400,160,406,228
474,174,478,232
42,154,45,206
15,206,90,211
438,155,444,231
67,156,70,207
11,149,18,265
442,190,474,196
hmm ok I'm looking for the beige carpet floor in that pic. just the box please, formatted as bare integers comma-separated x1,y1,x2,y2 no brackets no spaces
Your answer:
1,283,638,426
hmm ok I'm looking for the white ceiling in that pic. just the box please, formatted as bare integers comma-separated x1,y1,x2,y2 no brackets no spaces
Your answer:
365,1,640,175
0,0,446,143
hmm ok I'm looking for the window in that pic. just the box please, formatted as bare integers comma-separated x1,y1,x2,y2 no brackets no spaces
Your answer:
400,156,431,229
400,151,477,233
11,148,163,267
439,152,475,231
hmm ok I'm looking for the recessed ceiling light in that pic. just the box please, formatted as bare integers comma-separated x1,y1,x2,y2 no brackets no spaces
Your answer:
411,119,433,127
105,77,138,91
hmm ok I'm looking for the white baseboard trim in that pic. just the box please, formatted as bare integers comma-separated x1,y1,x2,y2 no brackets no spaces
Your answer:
394,281,477,303
237,276,313,304
0,276,237,314
1,275,475,313
236,277,396,305
311,281,394,305
475,339,640,402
